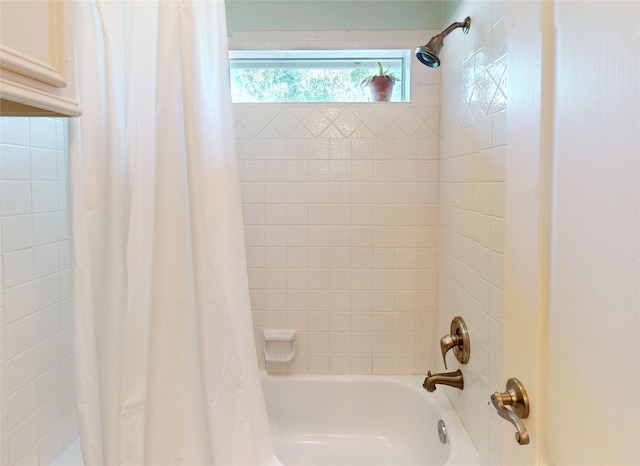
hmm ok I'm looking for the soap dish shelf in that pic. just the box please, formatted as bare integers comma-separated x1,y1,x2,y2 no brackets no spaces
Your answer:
263,329,297,363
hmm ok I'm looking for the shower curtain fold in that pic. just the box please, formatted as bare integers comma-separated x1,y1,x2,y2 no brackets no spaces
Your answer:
68,2,275,465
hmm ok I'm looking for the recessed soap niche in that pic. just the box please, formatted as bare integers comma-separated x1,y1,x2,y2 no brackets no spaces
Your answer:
263,328,297,363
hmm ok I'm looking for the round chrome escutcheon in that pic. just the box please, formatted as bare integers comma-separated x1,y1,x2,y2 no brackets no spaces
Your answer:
437,419,447,444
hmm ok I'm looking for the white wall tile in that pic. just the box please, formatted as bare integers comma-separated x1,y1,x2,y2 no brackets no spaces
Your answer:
36,335,60,375
35,305,60,342
3,348,37,395
59,298,72,330
438,3,506,464
8,414,38,464
36,366,59,407
1,145,31,181
57,181,67,211
1,409,8,465
29,119,57,150
32,213,58,246
33,244,59,278
4,282,35,324
2,215,33,252
31,149,58,180
3,249,34,289
37,396,60,439
1,181,31,216
6,383,37,431
1,118,76,465
57,211,68,240
5,316,36,359
59,357,73,389
32,181,58,213
0,119,30,146
230,28,493,396
34,275,59,311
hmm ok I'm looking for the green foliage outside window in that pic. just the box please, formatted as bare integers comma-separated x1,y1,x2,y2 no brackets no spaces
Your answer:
230,66,403,103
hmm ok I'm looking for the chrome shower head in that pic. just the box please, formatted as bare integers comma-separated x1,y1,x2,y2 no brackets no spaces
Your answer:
416,35,445,68
415,16,471,68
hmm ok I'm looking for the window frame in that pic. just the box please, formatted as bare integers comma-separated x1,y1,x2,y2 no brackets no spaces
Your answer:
228,49,412,103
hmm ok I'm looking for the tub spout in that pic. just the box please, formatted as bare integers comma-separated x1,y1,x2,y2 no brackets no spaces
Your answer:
423,369,464,392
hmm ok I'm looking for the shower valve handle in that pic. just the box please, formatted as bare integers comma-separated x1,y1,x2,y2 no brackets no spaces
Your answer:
439,316,470,369
491,378,530,445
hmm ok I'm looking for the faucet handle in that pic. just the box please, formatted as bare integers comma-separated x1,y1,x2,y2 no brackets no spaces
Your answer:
440,316,470,369
439,334,459,369
490,378,530,445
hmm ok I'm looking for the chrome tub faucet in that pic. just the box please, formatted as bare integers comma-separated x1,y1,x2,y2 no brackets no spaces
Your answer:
423,369,464,392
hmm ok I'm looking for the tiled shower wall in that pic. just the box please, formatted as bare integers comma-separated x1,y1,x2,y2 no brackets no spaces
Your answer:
0,118,77,466
231,30,442,375
436,2,507,464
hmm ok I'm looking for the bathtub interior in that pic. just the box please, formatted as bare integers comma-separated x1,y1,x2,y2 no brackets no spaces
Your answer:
261,373,479,466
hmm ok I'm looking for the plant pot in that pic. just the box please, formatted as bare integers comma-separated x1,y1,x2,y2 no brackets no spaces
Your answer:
368,76,395,102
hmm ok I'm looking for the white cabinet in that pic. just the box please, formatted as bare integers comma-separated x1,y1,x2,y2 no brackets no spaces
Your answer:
0,0,81,116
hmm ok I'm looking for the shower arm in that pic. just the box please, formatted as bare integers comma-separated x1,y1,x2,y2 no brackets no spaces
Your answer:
440,17,471,39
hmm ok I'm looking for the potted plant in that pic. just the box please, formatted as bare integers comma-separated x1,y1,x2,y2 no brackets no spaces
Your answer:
361,62,399,102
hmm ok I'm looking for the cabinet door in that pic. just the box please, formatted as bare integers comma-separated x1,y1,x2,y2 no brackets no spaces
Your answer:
0,0,81,116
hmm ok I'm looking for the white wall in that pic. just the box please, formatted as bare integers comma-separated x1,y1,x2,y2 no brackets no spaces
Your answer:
0,118,77,466
437,1,506,464
225,0,444,33
544,1,640,463
231,29,442,375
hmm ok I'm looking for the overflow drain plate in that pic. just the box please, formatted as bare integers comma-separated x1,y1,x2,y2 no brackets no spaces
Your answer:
437,420,447,444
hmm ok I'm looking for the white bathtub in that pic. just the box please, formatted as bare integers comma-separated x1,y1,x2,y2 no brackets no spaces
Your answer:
261,373,480,466
55,375,478,466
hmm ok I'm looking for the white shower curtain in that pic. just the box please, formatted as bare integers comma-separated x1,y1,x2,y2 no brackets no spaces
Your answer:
68,1,275,465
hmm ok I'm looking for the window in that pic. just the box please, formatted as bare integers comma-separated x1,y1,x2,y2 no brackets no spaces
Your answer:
229,49,411,103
